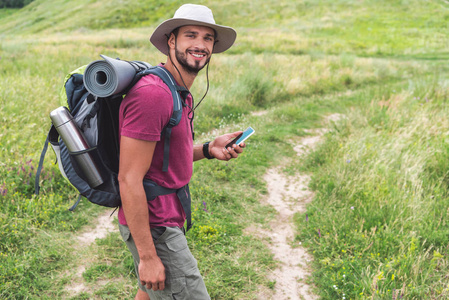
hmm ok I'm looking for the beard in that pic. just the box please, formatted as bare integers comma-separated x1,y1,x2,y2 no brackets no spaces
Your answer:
175,46,210,75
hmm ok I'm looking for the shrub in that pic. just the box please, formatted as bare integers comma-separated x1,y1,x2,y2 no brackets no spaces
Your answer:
0,0,33,8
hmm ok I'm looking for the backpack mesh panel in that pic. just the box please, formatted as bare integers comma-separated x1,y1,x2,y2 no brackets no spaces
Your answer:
97,96,122,174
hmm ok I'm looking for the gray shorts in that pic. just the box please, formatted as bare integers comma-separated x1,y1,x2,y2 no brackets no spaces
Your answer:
119,224,210,300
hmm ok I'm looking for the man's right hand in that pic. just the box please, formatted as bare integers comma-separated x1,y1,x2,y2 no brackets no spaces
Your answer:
139,256,166,291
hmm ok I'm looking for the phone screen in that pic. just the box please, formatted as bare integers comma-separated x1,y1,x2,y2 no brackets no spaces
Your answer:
226,127,255,148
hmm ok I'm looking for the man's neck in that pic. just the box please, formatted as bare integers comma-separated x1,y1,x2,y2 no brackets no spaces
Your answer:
164,59,196,90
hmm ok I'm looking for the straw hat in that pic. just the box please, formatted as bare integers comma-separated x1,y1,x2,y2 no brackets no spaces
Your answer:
150,4,237,55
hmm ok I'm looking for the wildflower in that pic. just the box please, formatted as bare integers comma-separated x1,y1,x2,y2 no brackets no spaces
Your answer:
202,201,209,213
0,186,7,196
346,159,351,163
350,206,354,210
318,229,321,238
305,214,308,222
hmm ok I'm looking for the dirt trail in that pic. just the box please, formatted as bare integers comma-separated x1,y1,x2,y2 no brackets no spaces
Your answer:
76,210,118,246
65,209,118,295
252,139,320,300
262,167,316,300
253,114,343,300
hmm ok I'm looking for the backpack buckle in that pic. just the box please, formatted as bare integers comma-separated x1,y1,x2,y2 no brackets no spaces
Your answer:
168,117,177,127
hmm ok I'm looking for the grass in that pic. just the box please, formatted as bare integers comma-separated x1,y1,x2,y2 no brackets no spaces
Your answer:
295,77,449,298
1,0,449,299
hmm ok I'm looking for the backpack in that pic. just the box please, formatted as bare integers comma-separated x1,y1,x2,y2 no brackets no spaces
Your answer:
34,58,193,230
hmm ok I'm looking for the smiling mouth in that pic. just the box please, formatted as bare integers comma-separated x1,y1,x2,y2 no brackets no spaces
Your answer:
189,51,207,59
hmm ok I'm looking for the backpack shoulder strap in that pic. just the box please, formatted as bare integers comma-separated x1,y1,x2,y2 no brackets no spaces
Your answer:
136,66,190,172
35,126,60,195
137,66,185,125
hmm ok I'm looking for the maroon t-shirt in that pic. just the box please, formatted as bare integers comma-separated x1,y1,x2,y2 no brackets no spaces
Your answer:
117,66,193,228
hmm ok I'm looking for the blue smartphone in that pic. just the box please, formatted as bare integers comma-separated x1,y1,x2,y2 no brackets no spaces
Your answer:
225,126,255,148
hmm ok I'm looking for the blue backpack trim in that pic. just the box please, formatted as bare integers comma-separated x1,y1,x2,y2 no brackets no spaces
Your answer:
138,66,186,172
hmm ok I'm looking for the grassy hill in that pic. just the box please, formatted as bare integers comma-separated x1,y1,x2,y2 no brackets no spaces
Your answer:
2,0,449,58
2,0,449,299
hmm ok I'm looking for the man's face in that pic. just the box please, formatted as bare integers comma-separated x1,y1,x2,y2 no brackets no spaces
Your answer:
172,25,215,75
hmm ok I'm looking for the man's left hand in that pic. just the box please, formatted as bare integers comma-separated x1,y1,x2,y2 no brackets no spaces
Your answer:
209,131,245,161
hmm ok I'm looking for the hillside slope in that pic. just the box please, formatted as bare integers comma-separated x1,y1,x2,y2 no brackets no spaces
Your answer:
1,0,448,60
0,0,291,34
0,0,179,34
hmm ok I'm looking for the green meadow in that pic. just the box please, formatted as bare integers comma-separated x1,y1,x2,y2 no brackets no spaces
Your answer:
1,0,449,299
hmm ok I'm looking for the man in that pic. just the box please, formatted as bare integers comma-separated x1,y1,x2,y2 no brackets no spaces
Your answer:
117,4,244,300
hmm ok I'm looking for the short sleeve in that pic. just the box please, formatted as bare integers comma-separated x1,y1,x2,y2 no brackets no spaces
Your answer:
120,79,174,142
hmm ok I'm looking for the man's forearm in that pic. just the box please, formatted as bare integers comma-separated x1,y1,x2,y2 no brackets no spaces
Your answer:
118,137,165,290
193,142,213,161
120,183,158,259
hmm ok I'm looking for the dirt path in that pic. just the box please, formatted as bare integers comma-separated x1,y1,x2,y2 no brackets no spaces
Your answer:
252,114,343,300
252,137,321,300
76,210,118,246
261,167,317,300
65,209,118,295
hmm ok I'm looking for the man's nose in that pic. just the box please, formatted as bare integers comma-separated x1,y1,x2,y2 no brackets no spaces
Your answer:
192,38,208,51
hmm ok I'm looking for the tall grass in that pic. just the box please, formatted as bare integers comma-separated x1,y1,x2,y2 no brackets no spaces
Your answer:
296,76,449,298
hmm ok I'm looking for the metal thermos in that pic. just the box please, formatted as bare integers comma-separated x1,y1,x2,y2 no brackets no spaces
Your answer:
49,106,104,188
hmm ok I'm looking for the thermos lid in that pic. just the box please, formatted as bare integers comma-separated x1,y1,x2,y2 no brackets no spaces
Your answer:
50,106,74,128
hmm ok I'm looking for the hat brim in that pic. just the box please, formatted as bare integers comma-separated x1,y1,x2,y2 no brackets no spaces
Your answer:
150,18,237,56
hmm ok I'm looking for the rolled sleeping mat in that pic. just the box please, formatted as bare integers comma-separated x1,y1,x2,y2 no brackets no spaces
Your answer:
84,55,151,97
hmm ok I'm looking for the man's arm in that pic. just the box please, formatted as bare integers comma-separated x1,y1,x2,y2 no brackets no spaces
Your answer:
118,136,165,291
193,131,245,161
